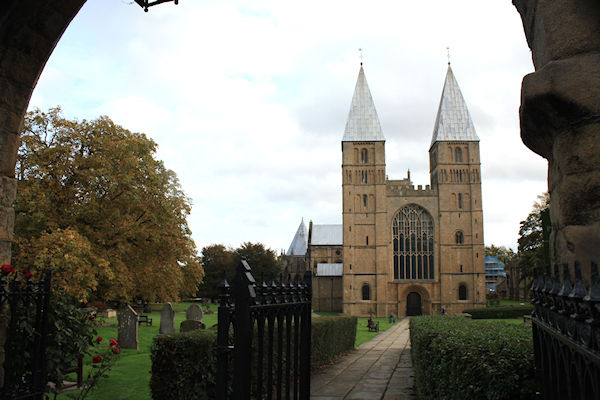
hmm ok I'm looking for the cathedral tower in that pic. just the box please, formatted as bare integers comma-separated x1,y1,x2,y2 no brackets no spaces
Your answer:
429,64,486,313
341,65,388,315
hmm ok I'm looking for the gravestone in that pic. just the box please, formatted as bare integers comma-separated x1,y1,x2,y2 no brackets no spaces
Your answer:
185,304,203,321
118,305,139,350
159,302,175,334
180,319,206,333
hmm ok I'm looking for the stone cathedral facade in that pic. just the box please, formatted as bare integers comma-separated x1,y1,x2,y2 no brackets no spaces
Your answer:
284,63,486,317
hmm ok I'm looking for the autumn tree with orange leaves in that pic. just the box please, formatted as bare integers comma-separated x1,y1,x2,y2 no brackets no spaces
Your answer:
13,108,203,302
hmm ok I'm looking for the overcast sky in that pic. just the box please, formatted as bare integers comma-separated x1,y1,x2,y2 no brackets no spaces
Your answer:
29,0,547,254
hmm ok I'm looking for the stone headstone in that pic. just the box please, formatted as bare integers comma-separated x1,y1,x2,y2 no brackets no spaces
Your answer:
180,319,206,333
185,304,203,321
159,302,175,335
117,305,139,350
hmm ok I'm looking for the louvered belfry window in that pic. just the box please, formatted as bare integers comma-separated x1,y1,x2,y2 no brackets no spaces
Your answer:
392,204,434,280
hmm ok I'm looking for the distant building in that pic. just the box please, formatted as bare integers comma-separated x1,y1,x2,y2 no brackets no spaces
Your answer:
284,63,487,316
485,256,507,291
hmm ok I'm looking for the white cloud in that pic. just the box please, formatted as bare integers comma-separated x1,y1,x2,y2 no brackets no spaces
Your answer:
28,0,545,253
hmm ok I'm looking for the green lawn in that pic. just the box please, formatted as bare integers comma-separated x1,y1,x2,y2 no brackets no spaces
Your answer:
496,299,530,307
355,317,398,347
59,303,218,400
60,307,396,399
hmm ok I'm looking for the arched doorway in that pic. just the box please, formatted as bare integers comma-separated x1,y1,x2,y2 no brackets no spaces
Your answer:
406,292,422,316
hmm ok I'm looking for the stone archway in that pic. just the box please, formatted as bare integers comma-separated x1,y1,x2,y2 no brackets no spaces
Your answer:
399,285,431,316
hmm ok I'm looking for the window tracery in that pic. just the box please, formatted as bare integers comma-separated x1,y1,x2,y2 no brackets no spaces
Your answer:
392,204,434,280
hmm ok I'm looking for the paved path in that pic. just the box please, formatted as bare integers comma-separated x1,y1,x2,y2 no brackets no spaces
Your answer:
311,318,417,400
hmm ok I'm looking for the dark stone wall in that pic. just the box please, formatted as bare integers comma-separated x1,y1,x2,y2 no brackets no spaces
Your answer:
0,0,86,388
513,0,600,278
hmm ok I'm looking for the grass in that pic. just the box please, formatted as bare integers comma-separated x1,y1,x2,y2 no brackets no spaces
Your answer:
60,308,400,399
354,316,398,347
59,303,218,400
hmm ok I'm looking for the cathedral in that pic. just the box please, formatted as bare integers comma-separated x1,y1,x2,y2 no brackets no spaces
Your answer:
282,62,486,317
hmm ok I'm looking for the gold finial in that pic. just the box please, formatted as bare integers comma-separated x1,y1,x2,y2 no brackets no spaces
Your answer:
446,46,451,65
359,48,363,66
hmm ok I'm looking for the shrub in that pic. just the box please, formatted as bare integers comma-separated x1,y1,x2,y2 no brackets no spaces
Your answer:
150,330,218,400
311,315,357,369
150,315,357,399
410,316,537,400
463,304,532,319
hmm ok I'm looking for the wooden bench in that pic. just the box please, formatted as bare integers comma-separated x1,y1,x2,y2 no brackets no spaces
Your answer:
367,320,379,332
58,354,83,393
138,315,153,326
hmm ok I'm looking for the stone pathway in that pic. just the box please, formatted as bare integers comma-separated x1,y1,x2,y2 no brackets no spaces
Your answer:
311,318,417,400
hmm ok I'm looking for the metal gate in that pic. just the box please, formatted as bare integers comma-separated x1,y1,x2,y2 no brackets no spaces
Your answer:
1,270,52,400
216,260,312,400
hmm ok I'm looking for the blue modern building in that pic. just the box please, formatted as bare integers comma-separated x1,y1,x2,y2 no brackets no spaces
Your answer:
485,256,506,291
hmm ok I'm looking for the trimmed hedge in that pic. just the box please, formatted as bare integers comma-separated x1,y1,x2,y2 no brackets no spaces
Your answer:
410,316,537,400
150,330,218,400
150,315,357,399
463,304,532,319
311,315,357,369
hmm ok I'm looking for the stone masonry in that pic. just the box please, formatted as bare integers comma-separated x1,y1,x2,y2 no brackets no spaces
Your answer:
513,0,600,281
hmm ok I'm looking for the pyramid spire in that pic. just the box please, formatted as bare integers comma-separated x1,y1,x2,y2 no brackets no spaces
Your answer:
342,66,385,142
286,218,308,256
430,65,479,146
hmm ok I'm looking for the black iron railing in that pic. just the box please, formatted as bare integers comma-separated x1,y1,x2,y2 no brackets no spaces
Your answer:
216,260,311,400
1,270,52,400
530,261,600,400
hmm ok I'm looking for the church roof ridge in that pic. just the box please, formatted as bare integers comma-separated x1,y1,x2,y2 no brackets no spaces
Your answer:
430,65,479,145
342,66,385,142
286,218,308,256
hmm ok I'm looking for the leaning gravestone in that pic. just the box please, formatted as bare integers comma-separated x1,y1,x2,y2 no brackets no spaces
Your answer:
118,305,139,350
159,302,175,334
180,319,206,333
185,304,203,321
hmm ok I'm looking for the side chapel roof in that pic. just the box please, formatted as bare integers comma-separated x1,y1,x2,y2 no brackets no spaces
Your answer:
286,219,308,256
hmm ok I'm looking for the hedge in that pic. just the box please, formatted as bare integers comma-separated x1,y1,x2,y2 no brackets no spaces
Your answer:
463,304,532,319
150,315,357,399
410,316,537,400
150,330,218,400
311,316,357,369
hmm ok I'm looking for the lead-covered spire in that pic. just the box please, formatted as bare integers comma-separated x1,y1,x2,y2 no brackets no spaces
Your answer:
286,218,308,256
342,66,385,142
430,65,479,146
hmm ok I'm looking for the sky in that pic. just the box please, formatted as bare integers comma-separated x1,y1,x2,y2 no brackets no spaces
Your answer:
29,0,548,254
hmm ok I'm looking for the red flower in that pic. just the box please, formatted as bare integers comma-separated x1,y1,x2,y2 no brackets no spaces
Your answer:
95,337,103,344
1,264,14,275
88,313,96,320
111,347,120,354
92,355,102,364
23,268,33,280
109,338,118,347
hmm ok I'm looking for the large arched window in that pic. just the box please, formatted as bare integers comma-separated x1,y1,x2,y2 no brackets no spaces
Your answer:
362,284,370,300
392,204,434,280
459,284,467,300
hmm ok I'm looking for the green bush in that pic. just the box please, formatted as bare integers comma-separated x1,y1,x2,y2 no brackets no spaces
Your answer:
150,315,357,399
311,315,357,369
410,316,537,400
150,330,218,400
463,304,532,319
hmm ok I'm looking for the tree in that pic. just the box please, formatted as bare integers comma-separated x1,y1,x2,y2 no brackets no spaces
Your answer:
13,107,203,302
517,193,550,281
197,242,279,300
485,245,517,266
233,242,279,281
197,244,234,301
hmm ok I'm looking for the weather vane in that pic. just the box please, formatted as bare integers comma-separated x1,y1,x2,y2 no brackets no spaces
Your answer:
359,48,363,65
446,46,451,65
